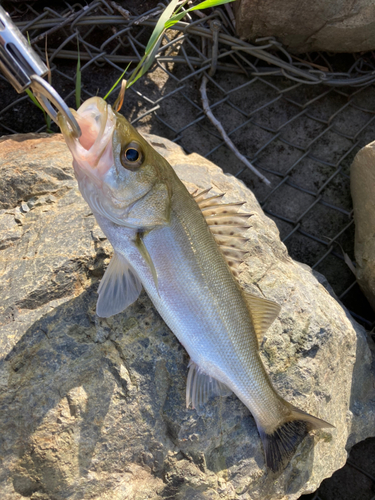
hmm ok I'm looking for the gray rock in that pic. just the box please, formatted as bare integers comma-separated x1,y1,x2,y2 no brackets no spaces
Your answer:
13,206,23,225
234,0,375,54
351,140,375,311
20,202,30,213
0,133,374,500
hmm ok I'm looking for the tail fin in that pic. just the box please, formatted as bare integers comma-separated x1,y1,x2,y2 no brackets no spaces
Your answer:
257,402,334,473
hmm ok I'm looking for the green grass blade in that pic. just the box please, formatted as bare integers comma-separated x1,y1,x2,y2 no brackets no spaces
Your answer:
25,88,45,112
188,0,236,9
113,0,237,92
127,37,163,89
75,42,81,109
25,88,53,132
103,62,131,100
145,0,180,54
164,12,187,29
165,0,236,29
125,54,148,88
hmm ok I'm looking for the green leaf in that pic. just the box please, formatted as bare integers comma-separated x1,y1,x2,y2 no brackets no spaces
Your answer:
145,0,180,54
103,62,131,100
46,114,53,133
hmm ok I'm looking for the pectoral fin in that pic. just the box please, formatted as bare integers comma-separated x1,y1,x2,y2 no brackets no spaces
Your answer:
96,252,142,318
186,361,232,409
243,292,281,344
134,231,158,291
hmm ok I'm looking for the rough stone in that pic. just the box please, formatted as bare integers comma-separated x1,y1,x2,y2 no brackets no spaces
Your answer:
234,0,375,54
0,133,374,500
351,140,375,312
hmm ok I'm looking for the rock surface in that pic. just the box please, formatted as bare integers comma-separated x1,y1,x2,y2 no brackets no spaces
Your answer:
351,140,375,312
234,0,375,54
0,133,374,500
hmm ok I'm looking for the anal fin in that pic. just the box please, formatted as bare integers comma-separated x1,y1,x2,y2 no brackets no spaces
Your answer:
96,251,142,318
186,361,232,409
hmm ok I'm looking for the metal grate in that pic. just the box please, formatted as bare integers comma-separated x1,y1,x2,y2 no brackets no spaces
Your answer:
0,1,374,498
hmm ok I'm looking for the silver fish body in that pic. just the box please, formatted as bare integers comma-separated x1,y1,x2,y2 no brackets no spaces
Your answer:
96,180,281,425
59,97,333,472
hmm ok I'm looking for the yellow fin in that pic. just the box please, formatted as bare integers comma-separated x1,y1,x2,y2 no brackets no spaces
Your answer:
243,293,281,344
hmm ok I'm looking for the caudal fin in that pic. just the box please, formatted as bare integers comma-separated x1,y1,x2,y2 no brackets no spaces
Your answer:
257,403,334,473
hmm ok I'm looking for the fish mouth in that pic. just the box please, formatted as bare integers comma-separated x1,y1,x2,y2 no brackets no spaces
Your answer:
58,97,116,183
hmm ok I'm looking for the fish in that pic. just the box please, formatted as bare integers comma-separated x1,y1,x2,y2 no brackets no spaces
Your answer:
58,96,333,473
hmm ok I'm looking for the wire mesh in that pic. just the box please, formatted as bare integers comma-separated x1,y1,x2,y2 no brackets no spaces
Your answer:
0,1,374,498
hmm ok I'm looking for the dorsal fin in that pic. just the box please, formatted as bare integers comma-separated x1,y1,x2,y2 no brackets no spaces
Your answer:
243,292,281,345
192,188,252,276
193,187,213,203
201,202,246,216
197,193,225,208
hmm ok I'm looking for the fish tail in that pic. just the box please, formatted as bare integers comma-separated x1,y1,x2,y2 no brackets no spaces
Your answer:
257,401,334,473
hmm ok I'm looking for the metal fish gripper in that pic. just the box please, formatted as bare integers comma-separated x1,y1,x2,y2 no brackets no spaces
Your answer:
0,5,81,138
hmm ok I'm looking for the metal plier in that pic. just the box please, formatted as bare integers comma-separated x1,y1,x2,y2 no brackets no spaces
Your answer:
0,6,81,137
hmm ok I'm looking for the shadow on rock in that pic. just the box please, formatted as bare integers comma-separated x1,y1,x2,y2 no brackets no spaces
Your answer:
0,285,122,498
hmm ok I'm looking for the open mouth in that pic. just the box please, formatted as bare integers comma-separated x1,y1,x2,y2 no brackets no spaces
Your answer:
58,97,116,180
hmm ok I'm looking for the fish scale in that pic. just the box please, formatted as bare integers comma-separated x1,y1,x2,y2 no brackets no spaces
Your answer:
58,96,334,473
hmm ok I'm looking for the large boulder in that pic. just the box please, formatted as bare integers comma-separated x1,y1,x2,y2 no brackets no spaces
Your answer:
234,0,375,54
0,133,374,500
351,140,375,311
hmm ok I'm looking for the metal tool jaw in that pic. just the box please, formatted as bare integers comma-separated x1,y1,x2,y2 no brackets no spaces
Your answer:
0,6,81,138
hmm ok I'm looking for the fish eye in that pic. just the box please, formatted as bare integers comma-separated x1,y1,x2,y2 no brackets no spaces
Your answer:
125,148,139,162
120,141,143,170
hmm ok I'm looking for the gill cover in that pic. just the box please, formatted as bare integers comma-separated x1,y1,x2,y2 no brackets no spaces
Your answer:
58,96,172,230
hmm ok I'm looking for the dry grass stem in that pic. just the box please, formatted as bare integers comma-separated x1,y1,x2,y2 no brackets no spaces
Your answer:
200,75,271,186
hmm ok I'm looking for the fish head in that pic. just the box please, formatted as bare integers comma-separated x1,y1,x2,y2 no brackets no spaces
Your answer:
58,96,171,229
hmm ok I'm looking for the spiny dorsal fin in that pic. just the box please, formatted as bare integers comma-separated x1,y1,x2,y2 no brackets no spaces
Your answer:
243,292,281,345
201,202,246,217
192,188,252,276
197,193,225,208
193,187,213,203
